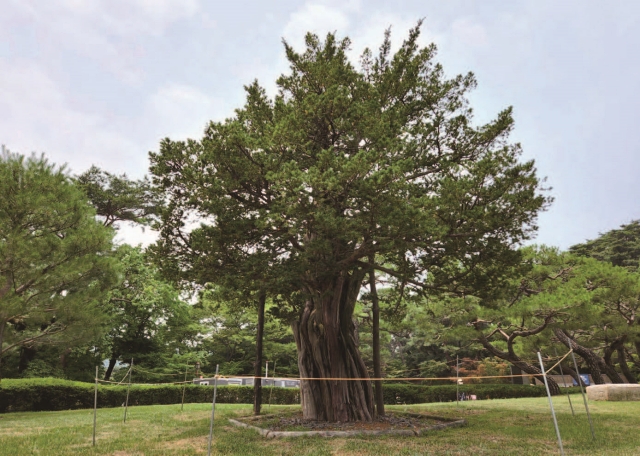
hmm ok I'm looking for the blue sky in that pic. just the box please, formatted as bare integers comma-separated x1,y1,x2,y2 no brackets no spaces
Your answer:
2,0,639,248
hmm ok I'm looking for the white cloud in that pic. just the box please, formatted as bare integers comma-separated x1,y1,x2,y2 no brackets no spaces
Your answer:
282,0,440,60
114,224,159,248
16,0,200,37
0,59,142,175
282,3,351,50
3,0,201,84
280,3,440,78
144,83,227,142
451,17,488,47
0,57,224,181
346,13,441,65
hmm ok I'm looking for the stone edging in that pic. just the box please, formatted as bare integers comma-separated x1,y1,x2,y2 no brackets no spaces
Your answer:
228,415,467,439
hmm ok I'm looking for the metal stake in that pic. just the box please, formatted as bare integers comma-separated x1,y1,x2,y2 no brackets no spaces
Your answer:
456,355,460,407
554,348,574,416
93,366,98,447
207,364,219,456
538,352,564,455
123,358,133,423
570,351,595,440
181,364,189,412
268,361,276,411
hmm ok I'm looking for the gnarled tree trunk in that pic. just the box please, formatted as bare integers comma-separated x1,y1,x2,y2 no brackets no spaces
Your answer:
617,345,636,383
553,328,624,384
477,335,561,395
292,269,374,422
603,336,627,383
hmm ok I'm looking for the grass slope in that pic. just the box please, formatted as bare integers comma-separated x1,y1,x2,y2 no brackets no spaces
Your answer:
0,396,639,455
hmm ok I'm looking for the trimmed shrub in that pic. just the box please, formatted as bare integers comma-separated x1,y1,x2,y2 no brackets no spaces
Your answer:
0,378,299,413
0,378,580,413
381,383,582,404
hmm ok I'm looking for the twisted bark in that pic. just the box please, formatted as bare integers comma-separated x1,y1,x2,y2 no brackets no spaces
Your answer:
292,269,374,422
603,336,627,383
553,328,625,384
617,345,636,383
477,334,561,395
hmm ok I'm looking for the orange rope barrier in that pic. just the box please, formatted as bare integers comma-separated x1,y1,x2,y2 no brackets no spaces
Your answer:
95,350,574,386
546,349,573,374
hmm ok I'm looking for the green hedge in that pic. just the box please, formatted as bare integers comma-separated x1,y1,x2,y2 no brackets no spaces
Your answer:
381,383,582,404
0,378,581,413
0,378,299,413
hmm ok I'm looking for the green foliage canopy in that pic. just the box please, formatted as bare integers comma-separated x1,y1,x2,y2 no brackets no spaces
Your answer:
150,25,550,305
570,220,640,271
149,25,551,421
0,152,118,363
100,245,191,379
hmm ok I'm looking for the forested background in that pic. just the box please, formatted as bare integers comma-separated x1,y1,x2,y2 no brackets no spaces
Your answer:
2,154,639,391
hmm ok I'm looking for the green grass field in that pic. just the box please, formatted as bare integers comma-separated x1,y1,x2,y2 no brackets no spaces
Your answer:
0,396,639,455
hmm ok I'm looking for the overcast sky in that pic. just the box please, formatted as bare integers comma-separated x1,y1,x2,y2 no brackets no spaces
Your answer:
2,0,639,249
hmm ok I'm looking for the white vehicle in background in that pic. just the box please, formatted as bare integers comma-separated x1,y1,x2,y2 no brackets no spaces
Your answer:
193,377,299,388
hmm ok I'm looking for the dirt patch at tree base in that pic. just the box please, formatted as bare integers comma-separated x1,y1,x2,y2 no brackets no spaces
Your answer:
230,411,466,438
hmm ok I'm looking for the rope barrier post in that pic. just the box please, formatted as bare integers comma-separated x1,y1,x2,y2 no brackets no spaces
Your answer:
538,352,565,456
570,351,595,440
554,348,574,416
456,355,460,407
207,364,219,456
181,365,189,412
123,358,133,423
268,361,276,411
93,365,98,447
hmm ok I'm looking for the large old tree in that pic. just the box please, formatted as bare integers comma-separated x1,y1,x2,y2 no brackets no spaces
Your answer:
149,26,549,422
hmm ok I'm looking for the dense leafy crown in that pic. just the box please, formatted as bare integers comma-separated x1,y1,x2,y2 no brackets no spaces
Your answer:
150,25,549,301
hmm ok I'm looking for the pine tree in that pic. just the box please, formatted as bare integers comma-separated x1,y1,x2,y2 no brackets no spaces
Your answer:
0,151,118,374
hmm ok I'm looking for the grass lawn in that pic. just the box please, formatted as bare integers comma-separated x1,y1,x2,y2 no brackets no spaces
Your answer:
0,395,639,455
